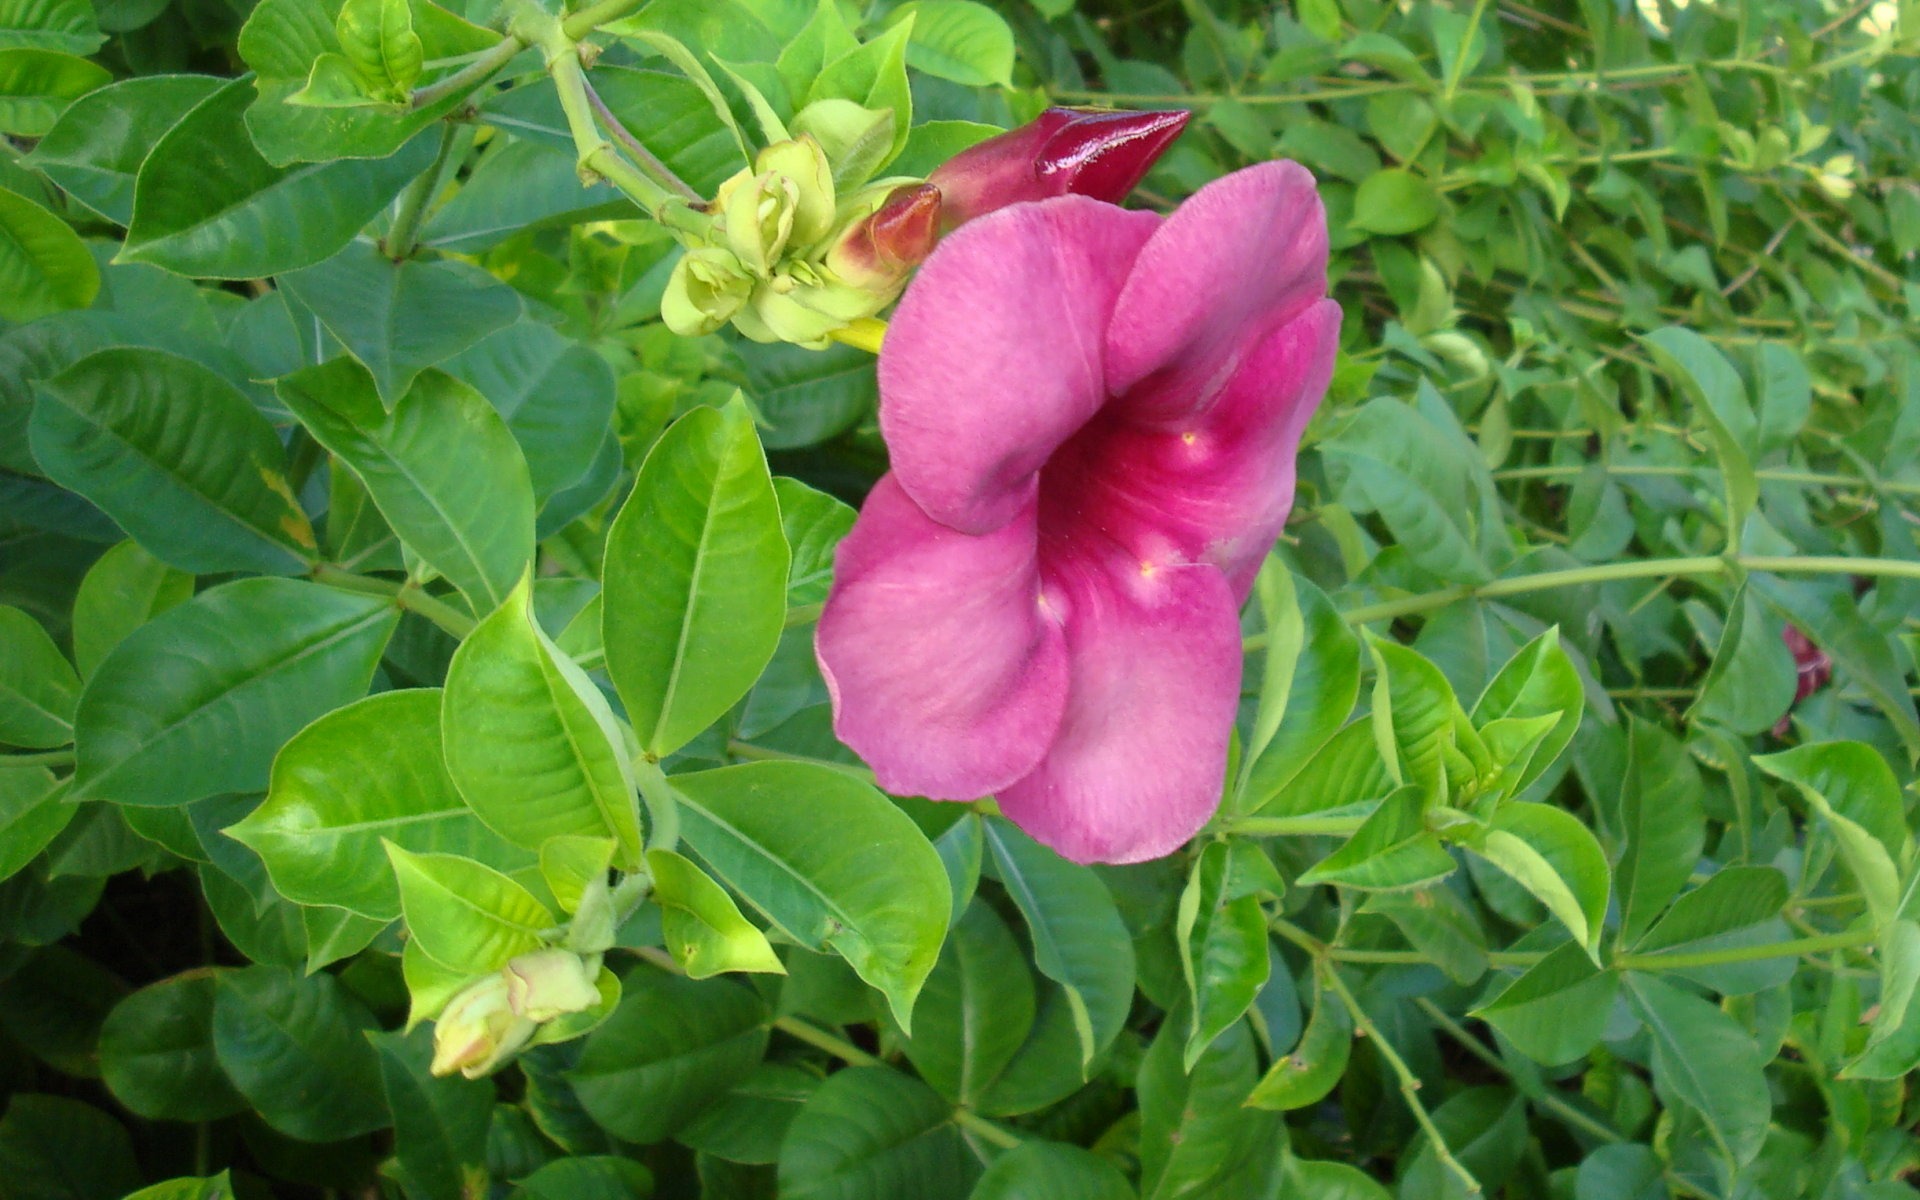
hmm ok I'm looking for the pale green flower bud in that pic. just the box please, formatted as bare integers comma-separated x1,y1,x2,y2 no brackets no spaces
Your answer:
756,137,837,249
737,262,888,349
661,247,752,337
504,949,602,1022
429,972,536,1079
791,98,896,191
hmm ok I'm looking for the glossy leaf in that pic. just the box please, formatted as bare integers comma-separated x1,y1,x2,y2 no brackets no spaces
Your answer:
648,848,785,979
98,972,246,1122
69,540,193,680
1473,941,1618,1065
32,348,317,575
678,1062,821,1165
673,762,949,1029
444,320,618,507
891,896,1033,1104
1755,741,1907,928
969,1142,1132,1200
227,688,528,920
25,74,222,224
0,47,107,135
777,1066,977,1200
890,0,1013,86
603,401,788,757
71,578,397,807
278,359,534,612
568,963,770,1144
1241,566,1361,811
1612,716,1704,945
0,605,78,748
1298,786,1455,891
0,184,97,321
1176,839,1279,1068
983,816,1135,1068
0,0,102,54
386,845,551,975
1468,802,1610,954
211,964,388,1142
1470,627,1583,795
1624,973,1768,1168
0,767,72,880
1245,968,1352,1110
1687,584,1795,735
775,477,855,608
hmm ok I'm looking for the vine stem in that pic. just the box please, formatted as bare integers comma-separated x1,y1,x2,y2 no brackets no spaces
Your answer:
382,123,465,259
310,564,477,638
1494,462,1920,499
1412,999,1623,1145
410,33,527,108
3,749,74,768
1321,966,1484,1196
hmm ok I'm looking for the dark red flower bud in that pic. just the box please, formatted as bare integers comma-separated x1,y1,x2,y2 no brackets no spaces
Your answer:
929,107,1191,227
828,183,944,290
1783,625,1833,703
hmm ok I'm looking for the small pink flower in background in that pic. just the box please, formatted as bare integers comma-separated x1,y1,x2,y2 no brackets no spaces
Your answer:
929,107,1193,228
1774,625,1833,736
815,161,1338,864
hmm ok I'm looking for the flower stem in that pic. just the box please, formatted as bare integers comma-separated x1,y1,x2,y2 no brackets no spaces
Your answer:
582,74,700,202
410,34,527,108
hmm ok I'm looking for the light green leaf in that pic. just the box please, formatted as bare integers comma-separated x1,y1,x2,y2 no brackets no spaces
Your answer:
1240,564,1361,812
672,761,950,1030
1473,941,1617,1065
1755,741,1907,928
277,241,524,406
25,75,222,224
805,17,913,165
1845,919,1920,1079
1468,802,1610,954
227,689,530,920
0,47,106,135
443,580,643,865
1471,627,1583,795
122,77,435,277
889,896,1033,1105
0,184,96,321
1177,839,1278,1069
1369,637,1473,793
1687,584,1796,734
335,0,422,99
211,964,389,1142
32,348,318,575
983,816,1134,1068
71,578,397,807
1628,865,1788,956
1612,716,1704,944
386,845,552,975
887,1,1013,87
0,605,77,748
70,541,194,680
647,847,786,979
603,401,788,757
1297,785,1455,891
568,963,770,1144
775,476,855,608
1245,968,1352,1111
0,0,102,54
1641,327,1756,549
122,1173,236,1200
1251,718,1395,820
1350,168,1440,235
0,768,72,880
278,359,534,613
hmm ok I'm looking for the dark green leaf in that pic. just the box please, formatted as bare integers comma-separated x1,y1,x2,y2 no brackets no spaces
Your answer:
212,964,389,1142
777,1066,977,1200
99,971,247,1122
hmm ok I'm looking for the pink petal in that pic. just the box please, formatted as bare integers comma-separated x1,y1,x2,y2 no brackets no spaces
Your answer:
996,549,1243,864
817,476,1070,799
1103,161,1329,420
877,198,1160,535
1042,299,1340,598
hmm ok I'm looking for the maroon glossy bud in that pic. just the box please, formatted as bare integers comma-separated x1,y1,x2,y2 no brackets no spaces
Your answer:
829,183,944,289
1783,625,1833,703
929,107,1191,227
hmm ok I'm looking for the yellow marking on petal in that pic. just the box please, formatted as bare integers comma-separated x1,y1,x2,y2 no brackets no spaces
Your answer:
1140,561,1157,578
1181,431,1197,445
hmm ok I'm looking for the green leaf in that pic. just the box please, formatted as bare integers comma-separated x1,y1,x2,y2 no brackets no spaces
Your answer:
0,48,106,135
1284,1160,1391,1200
1473,941,1618,1065
1611,716,1704,945
1361,884,1487,985
1139,1014,1279,1198
70,541,194,680
1240,565,1361,809
32,348,318,575
419,136,626,253
672,761,950,1030
121,1173,236,1200
71,578,397,807
334,0,421,99
1176,839,1278,1069
1750,343,1810,456
887,1,1013,86
0,0,102,54
1245,968,1352,1110
212,964,388,1141
99,972,247,1122
370,1026,491,1200
304,905,386,972
1687,584,1796,734
122,77,435,277
1298,786,1455,891
678,1062,821,1165
1470,627,1583,795
386,845,552,974
1369,637,1472,793
1325,397,1491,585
278,359,534,613
777,1066,978,1200
1845,918,1920,1079
568,963,770,1144
970,1142,1133,1200
0,1096,140,1200
444,321,618,508
648,847,786,979
1624,973,1768,1168
1752,574,1920,759
0,768,72,880
443,580,643,864
25,75,222,224
1251,718,1395,819
983,816,1134,1068
0,184,96,321
889,896,1033,1105
1755,741,1907,928
510,1157,656,1200
1467,802,1610,954
776,477,855,609
1640,327,1756,549
739,340,876,450
227,689,529,920
237,0,499,164
1350,168,1440,235
1628,865,1789,956
0,605,77,748
277,241,524,407
804,18,913,165
604,401,789,757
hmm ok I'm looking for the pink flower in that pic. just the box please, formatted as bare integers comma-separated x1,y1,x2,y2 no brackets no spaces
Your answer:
814,162,1338,864
929,107,1192,228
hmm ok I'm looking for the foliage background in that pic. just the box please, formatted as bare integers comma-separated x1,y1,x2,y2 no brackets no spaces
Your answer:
1,0,1919,1195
